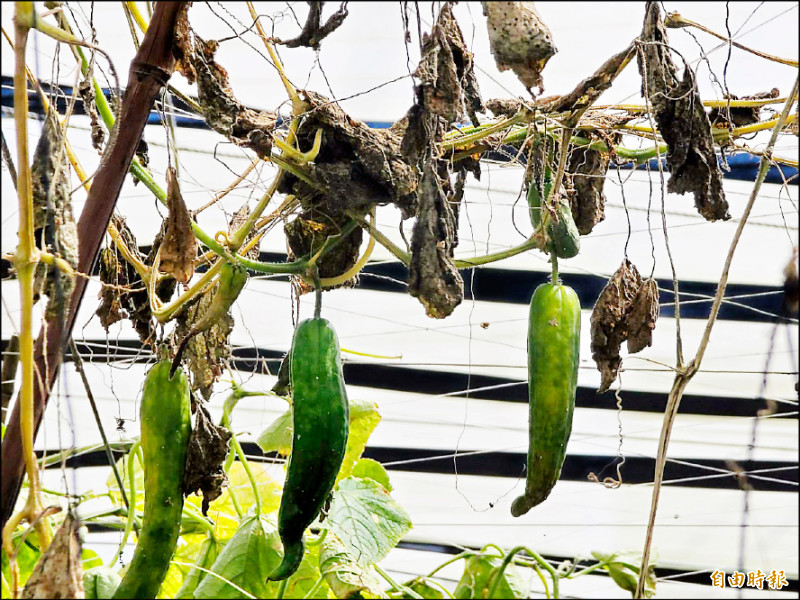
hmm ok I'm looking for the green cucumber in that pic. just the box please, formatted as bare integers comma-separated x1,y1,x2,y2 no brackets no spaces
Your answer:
511,283,581,517
172,260,248,372
549,198,581,259
527,171,581,259
112,362,192,599
268,317,350,581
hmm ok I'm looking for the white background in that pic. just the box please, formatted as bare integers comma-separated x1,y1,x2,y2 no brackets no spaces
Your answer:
1,2,798,598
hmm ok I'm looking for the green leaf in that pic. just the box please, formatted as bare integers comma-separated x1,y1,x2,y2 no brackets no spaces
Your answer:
319,532,386,599
454,554,529,599
160,533,222,599
193,516,327,599
255,409,293,456
326,477,412,567
83,566,122,599
1,531,41,590
387,577,445,599
351,458,393,491
81,548,104,570
338,399,382,482
193,516,274,599
256,399,381,484
590,551,656,598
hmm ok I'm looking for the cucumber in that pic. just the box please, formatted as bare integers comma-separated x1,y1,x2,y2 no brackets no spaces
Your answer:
511,283,581,517
112,362,192,599
527,170,581,259
268,317,350,581
549,198,581,259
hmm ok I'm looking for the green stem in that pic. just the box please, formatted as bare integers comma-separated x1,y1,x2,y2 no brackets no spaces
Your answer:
221,404,261,517
222,451,244,520
567,561,606,578
551,253,559,283
302,575,325,599
374,564,424,600
110,440,140,566
425,552,471,578
275,578,289,599
486,546,526,600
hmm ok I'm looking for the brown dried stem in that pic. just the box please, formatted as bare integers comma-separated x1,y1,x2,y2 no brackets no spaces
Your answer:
635,76,799,599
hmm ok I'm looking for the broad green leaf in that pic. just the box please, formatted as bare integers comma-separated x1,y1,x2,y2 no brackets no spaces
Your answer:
193,516,274,599
83,566,121,599
172,535,222,599
352,458,393,491
186,462,283,541
454,554,529,599
591,551,656,598
387,577,446,599
81,547,104,570
1,530,42,590
338,399,381,482
256,399,381,483
193,516,327,599
319,532,386,599
255,409,293,456
158,533,220,599
326,477,411,567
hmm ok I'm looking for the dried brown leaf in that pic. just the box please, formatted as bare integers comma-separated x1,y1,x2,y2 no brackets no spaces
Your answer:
627,278,660,354
408,161,463,319
193,38,277,159
21,512,84,599
31,109,79,321
173,287,233,399
567,141,612,235
415,3,483,124
183,402,232,515
482,1,557,93
280,90,419,219
276,1,349,49
590,259,642,392
638,2,729,222
173,2,196,83
160,167,197,284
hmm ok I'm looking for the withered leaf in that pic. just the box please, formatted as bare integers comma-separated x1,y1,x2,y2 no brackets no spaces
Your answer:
184,401,232,515
173,286,234,399
590,259,642,392
708,88,779,129
193,38,277,160
160,167,197,284
285,212,363,291
280,90,419,219
21,511,84,599
172,2,196,83
482,1,557,93
31,108,79,322
567,138,614,235
415,3,483,125
408,160,464,319
638,2,729,222
627,278,660,354
275,1,349,50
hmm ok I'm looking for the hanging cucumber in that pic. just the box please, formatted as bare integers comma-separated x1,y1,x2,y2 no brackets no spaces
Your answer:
527,165,580,259
268,316,350,581
172,260,248,374
112,362,192,598
511,282,581,517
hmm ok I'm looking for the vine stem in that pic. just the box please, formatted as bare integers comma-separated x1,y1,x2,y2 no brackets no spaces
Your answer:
1,8,51,594
374,564,424,600
634,75,799,598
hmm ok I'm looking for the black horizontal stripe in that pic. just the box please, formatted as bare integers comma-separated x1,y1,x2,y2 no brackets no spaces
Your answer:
38,443,797,493
2,338,792,418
